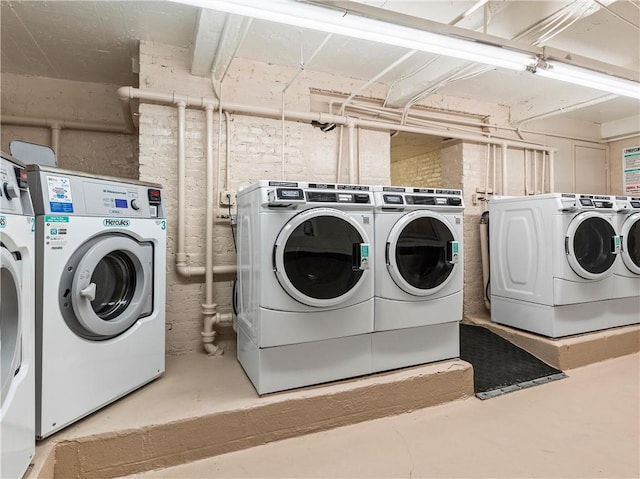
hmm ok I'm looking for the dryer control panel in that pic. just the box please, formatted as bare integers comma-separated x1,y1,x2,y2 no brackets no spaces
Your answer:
0,153,33,216
262,181,374,209
559,193,616,211
27,165,165,219
373,185,464,212
612,195,640,212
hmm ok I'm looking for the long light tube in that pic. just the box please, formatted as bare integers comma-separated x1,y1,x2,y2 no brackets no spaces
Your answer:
534,60,640,100
179,0,536,71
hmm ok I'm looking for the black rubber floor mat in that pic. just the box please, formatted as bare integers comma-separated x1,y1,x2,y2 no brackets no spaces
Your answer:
460,324,566,399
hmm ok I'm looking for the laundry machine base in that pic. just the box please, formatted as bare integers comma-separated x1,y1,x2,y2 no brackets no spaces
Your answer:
491,296,638,338
612,275,640,299
371,321,459,373
1,368,35,479
237,326,372,395
609,296,640,326
256,299,374,347
374,292,462,331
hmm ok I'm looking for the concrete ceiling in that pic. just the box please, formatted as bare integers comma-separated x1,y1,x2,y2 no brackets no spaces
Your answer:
1,0,639,136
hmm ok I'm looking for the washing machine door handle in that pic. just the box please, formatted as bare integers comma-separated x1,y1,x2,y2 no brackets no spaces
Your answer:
79,283,97,301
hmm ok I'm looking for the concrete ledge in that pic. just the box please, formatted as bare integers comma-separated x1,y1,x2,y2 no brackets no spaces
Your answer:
28,356,473,479
465,315,640,370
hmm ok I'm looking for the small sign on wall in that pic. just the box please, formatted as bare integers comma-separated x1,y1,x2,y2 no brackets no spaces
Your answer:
623,146,640,195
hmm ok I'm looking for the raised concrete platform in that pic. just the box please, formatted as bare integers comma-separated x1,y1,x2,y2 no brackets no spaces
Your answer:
27,345,473,479
464,314,640,370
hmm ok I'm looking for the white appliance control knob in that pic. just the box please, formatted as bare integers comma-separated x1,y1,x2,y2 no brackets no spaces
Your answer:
131,199,140,210
3,182,18,200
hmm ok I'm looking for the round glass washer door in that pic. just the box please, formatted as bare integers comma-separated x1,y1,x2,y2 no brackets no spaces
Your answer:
1,246,22,407
274,208,370,307
386,210,459,296
60,235,153,340
620,213,640,275
565,212,618,280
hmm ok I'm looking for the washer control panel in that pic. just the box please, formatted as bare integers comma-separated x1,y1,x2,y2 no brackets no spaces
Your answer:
27,166,164,219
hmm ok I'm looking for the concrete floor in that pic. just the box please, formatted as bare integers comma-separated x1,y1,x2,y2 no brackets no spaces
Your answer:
125,353,640,479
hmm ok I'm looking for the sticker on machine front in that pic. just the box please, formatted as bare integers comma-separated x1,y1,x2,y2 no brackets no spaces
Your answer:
360,244,369,258
103,218,131,227
0,216,6,229
452,241,459,254
45,215,69,223
47,175,73,213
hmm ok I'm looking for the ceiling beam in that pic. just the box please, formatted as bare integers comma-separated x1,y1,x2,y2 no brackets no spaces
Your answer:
601,114,640,139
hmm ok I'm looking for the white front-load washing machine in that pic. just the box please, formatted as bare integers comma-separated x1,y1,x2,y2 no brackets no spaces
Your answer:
0,153,35,479
490,193,626,337
371,186,463,372
610,195,640,324
236,181,374,394
27,165,166,438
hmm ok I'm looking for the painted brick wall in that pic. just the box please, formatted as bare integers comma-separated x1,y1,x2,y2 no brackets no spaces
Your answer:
138,41,390,353
391,150,442,187
1,74,138,179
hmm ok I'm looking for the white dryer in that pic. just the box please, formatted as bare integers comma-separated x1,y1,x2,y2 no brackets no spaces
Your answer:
610,195,640,324
371,186,463,373
0,153,35,479
490,193,626,338
27,165,166,438
236,181,374,394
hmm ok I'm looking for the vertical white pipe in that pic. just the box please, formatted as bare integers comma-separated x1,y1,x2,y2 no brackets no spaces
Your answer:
205,105,215,307
202,105,221,356
356,127,361,183
224,111,231,189
548,149,555,193
524,149,529,195
492,144,497,196
534,150,539,194
50,122,61,157
501,142,508,195
281,93,286,180
541,150,547,193
176,101,188,268
484,143,490,208
348,119,356,183
216,87,224,220
336,125,344,183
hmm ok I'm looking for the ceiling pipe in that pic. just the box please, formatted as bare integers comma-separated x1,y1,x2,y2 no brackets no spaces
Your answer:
339,50,417,115
1,115,132,134
118,86,556,152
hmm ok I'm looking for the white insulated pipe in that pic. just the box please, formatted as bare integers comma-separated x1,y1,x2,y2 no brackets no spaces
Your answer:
501,142,508,195
202,105,222,356
541,150,547,193
548,149,555,193
51,123,61,157
347,119,357,183
484,143,490,209
117,87,556,153
175,101,188,274
336,125,344,183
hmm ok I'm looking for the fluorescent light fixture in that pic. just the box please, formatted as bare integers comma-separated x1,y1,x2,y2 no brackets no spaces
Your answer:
179,0,536,71
534,60,640,100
